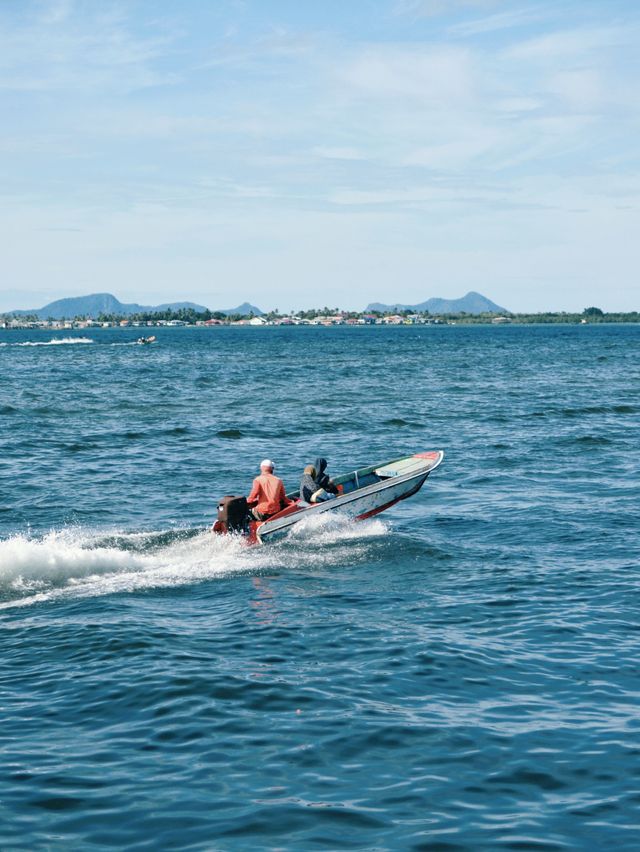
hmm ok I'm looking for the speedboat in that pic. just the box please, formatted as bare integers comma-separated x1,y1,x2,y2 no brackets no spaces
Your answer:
137,335,157,345
213,450,444,544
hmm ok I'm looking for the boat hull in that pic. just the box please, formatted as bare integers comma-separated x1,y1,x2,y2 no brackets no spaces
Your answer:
255,451,443,543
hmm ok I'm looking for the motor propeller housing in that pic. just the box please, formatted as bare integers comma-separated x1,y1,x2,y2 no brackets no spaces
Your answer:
215,495,250,534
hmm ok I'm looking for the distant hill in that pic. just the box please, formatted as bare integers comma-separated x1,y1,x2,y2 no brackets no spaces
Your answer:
366,291,507,315
8,293,263,319
220,302,263,317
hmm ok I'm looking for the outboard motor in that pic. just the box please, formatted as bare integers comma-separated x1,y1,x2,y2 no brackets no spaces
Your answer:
213,495,250,535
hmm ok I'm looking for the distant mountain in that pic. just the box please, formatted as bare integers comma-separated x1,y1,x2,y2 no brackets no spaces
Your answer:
8,293,263,319
154,301,211,313
220,302,263,317
366,291,508,315
9,293,209,319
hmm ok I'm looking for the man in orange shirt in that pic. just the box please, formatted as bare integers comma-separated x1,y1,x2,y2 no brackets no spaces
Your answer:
247,459,291,520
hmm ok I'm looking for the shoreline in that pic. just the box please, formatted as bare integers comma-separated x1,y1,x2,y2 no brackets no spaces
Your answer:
2,320,639,332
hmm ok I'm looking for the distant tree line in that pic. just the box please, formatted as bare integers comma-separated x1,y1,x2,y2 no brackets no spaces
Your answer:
1,307,250,323
2,306,638,324
94,307,242,323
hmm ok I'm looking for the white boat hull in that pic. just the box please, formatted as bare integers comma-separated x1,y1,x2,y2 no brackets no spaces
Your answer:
256,451,443,543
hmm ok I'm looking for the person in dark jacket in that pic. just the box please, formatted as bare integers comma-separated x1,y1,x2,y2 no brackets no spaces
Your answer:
300,464,320,503
314,457,339,496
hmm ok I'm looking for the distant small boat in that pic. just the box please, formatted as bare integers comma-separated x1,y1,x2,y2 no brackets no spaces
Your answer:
213,450,444,544
136,336,156,345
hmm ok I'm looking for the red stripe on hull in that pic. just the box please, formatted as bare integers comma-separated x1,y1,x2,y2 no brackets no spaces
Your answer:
355,496,402,520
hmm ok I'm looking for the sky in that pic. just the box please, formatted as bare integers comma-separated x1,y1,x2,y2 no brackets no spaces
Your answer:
1,0,639,313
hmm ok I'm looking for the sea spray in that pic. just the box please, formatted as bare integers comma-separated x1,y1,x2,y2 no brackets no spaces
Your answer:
0,518,389,608
7,337,95,347
0,529,153,589
284,512,388,544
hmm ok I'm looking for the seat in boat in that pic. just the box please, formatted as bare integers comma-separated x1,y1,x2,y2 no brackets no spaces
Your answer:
374,457,431,478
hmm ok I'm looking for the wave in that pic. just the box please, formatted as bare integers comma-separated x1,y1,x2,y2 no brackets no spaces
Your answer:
5,337,95,347
217,428,243,438
0,517,389,609
529,404,638,419
383,417,421,428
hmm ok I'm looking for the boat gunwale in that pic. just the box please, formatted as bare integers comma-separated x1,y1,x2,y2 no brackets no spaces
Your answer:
258,450,443,540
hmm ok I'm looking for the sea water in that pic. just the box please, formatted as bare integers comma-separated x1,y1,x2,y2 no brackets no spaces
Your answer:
0,324,638,849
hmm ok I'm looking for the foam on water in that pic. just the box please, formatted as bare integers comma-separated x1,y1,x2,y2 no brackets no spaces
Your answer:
4,336,95,347
0,338,150,349
0,517,388,609
283,511,388,544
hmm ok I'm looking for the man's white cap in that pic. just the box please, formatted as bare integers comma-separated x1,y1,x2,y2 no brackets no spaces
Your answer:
260,458,274,469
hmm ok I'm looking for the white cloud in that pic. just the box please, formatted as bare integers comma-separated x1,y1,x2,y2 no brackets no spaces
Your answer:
2,171,639,313
0,6,178,93
403,127,503,170
494,97,542,113
546,68,604,111
1,2,639,311
201,33,317,70
395,0,504,19
328,185,488,207
339,45,474,105
448,6,547,37
37,0,74,25
503,25,633,62
312,146,367,161
486,113,598,171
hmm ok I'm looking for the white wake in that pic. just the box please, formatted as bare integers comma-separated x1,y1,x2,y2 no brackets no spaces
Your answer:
0,517,389,609
4,337,95,347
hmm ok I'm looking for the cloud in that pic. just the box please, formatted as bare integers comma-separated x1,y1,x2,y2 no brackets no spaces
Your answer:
1,1,640,311
339,45,474,104
312,146,367,161
485,114,599,172
328,184,499,208
37,0,74,25
0,5,178,93
395,0,504,18
403,130,503,170
448,6,548,37
546,69,604,111
503,25,634,62
199,27,319,70
494,96,542,112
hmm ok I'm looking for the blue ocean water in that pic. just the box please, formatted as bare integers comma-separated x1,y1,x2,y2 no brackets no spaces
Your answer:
0,324,639,850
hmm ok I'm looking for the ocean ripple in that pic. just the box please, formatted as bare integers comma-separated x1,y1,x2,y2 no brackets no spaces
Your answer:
1,324,639,849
